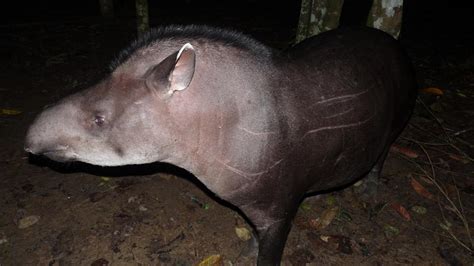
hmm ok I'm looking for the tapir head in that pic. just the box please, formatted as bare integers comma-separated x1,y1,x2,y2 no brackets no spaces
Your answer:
25,43,197,166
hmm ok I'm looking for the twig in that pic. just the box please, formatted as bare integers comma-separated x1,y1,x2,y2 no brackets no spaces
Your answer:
401,139,473,252
452,128,474,136
408,122,474,162
416,98,452,141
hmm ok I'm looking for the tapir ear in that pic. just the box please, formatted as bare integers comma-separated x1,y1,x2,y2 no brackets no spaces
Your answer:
145,43,196,96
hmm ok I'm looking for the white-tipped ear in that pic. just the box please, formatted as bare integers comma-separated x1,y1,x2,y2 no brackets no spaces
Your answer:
176,43,194,61
144,43,196,97
169,43,196,93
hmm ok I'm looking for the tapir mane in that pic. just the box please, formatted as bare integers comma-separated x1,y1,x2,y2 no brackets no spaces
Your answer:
109,25,273,72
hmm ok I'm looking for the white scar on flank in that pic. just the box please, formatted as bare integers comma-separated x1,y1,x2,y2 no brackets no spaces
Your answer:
313,89,369,106
238,126,276,136
323,107,354,118
303,113,376,137
217,159,283,180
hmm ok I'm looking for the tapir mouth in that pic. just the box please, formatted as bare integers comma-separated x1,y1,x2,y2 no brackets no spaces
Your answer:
41,150,77,162
25,145,77,163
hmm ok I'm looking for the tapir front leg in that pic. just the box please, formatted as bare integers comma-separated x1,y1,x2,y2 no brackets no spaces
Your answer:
255,218,293,265
239,195,302,265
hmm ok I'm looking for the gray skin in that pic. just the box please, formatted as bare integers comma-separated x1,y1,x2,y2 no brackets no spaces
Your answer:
25,26,417,265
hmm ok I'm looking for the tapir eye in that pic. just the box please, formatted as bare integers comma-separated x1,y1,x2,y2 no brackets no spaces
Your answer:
94,115,106,126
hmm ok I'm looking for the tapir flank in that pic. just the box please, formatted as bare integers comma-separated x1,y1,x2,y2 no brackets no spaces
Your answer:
25,25,417,265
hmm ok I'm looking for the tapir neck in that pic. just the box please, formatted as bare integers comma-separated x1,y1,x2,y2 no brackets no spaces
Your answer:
161,61,287,200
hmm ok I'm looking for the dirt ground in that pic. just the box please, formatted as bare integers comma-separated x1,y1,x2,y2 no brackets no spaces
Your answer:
1,5,473,266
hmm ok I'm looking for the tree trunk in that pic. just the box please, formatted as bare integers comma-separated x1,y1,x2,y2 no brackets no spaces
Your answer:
367,0,404,38
135,0,150,37
295,0,312,43
99,0,114,19
295,0,344,43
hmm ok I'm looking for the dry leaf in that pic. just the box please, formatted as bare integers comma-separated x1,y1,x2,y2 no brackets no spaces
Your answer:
309,206,339,230
320,235,330,242
383,224,400,237
299,202,311,211
420,87,444,96
390,145,419,158
18,215,40,229
198,255,223,266
235,226,252,241
326,195,336,206
448,154,469,164
391,203,411,221
1,108,22,115
411,178,434,200
411,205,427,214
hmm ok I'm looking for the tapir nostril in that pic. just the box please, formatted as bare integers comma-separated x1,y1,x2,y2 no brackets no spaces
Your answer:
24,140,35,153
24,142,39,154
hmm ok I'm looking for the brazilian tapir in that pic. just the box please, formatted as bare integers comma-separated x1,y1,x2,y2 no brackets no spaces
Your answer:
25,25,417,265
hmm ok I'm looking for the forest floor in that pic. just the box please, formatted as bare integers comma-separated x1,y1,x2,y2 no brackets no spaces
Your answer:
0,10,473,266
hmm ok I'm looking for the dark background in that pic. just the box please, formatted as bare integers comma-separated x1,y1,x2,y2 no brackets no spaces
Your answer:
0,1,473,265
1,0,473,39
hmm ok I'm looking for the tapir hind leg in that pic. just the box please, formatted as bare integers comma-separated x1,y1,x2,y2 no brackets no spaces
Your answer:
355,147,390,201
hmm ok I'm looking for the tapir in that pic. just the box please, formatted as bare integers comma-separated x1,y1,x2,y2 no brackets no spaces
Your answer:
25,25,417,265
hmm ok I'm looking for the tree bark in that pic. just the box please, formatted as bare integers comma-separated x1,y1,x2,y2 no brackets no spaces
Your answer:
99,0,114,19
295,0,312,43
295,0,344,43
136,0,150,37
367,0,404,38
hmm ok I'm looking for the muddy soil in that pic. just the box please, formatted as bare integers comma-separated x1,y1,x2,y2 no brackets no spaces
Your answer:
1,4,473,266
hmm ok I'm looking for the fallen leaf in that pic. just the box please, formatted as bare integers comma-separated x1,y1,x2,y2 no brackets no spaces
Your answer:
1,108,22,115
299,202,311,211
198,255,223,266
309,206,339,230
383,224,400,237
420,87,444,96
391,203,411,221
448,154,469,164
411,178,434,200
326,195,336,206
411,205,427,214
353,180,364,187
18,215,40,229
235,226,252,241
337,209,352,222
390,145,418,158
439,221,452,231
320,235,330,242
